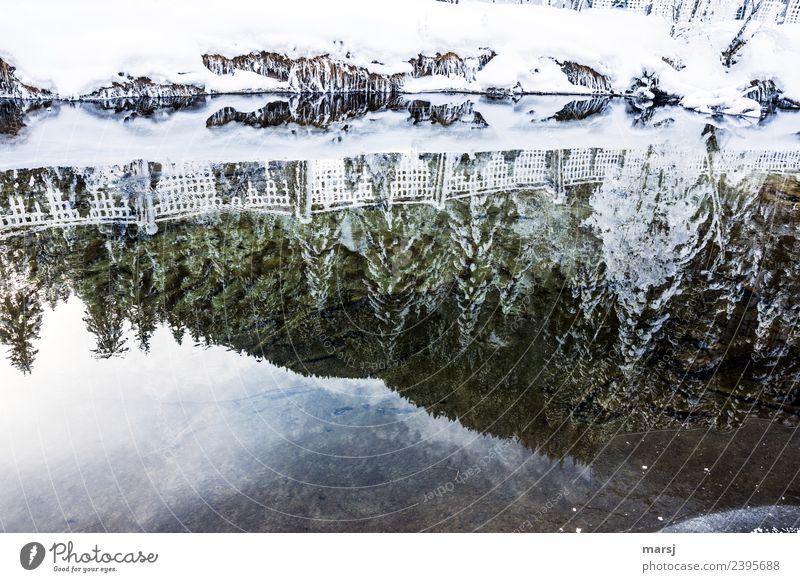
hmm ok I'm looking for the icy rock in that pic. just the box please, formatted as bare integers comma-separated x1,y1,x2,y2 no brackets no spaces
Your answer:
0,58,51,99
484,83,523,100
741,79,781,107
84,76,206,101
741,79,800,111
204,49,496,95
627,70,677,105
554,60,612,94
681,88,762,118
203,52,293,80
203,52,404,94
408,49,495,82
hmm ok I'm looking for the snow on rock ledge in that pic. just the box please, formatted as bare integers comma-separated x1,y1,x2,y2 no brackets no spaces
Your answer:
84,76,206,101
681,89,762,118
1,0,799,118
408,50,496,82
741,80,800,111
202,49,496,94
202,52,404,94
556,61,612,94
0,58,51,99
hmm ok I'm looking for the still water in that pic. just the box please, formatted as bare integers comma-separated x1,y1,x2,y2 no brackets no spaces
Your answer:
1,98,799,532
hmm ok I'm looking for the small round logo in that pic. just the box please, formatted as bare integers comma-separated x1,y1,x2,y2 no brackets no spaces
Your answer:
20,542,46,570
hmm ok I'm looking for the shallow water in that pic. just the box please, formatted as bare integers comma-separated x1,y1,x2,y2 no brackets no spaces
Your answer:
0,99,799,532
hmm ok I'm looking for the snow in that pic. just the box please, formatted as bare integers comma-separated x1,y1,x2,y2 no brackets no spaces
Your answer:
0,0,798,118
681,89,762,117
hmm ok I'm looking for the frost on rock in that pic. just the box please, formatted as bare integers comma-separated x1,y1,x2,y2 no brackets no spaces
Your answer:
627,71,678,105
203,49,496,94
681,88,762,118
203,52,404,94
408,49,495,82
84,76,206,101
555,60,612,94
741,79,800,111
202,52,293,80
484,84,523,100
0,58,51,99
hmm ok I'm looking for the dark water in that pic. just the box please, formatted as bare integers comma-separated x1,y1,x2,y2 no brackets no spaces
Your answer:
1,127,800,531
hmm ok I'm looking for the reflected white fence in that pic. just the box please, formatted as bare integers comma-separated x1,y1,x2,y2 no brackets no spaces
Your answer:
1,147,799,236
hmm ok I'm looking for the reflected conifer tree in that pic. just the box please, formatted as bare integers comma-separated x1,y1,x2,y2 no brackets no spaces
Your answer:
0,290,43,373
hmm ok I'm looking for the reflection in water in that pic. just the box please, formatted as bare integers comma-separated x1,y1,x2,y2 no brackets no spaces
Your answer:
550,97,610,122
0,100,54,136
1,144,799,532
206,93,399,129
204,94,488,129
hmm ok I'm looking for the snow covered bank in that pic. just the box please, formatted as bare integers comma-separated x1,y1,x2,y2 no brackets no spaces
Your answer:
1,0,799,118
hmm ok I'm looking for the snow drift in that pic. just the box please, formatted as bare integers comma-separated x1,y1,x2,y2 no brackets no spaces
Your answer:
0,0,799,118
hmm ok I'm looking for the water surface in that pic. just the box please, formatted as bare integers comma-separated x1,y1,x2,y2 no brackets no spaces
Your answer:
1,100,799,532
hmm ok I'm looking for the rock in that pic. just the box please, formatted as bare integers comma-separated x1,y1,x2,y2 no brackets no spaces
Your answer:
627,70,678,105
485,83,523,100
203,52,403,94
555,60,612,94
84,76,205,101
0,58,51,99
204,49,495,94
408,49,495,82
741,79,800,112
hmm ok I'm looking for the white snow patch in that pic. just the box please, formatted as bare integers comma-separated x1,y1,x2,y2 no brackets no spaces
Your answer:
681,89,762,118
0,0,795,115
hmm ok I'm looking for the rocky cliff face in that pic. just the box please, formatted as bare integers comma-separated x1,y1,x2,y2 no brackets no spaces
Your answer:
202,49,496,94
742,79,800,111
0,58,50,99
556,60,612,94
84,76,205,101
407,49,495,82
203,52,404,93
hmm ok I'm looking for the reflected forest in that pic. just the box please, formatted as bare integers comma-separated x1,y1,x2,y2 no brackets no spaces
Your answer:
2,145,800,465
